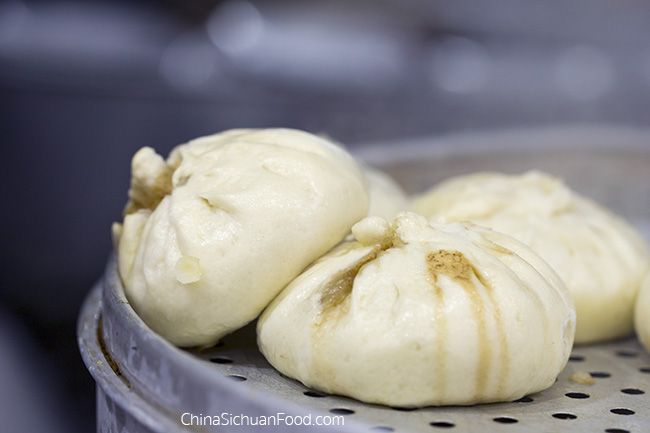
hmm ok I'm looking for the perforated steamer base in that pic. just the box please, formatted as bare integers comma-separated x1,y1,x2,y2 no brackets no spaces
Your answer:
79,126,650,433
79,261,650,433
199,319,650,433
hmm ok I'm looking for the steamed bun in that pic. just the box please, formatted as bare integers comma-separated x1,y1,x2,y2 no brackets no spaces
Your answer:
257,212,575,407
412,171,650,344
113,128,369,347
363,166,409,220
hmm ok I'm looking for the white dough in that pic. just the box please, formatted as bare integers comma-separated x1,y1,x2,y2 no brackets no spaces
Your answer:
113,128,369,347
411,171,650,344
257,212,575,407
363,166,409,220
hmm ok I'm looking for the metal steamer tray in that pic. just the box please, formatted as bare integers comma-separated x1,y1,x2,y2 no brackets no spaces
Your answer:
78,126,650,433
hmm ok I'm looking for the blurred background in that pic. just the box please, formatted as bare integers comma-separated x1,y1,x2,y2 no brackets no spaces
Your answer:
2,0,650,431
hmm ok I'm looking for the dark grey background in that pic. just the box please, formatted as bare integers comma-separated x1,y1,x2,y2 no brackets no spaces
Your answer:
2,0,650,431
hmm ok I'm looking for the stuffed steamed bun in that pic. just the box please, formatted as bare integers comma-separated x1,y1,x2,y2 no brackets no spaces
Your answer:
258,212,575,407
113,128,369,347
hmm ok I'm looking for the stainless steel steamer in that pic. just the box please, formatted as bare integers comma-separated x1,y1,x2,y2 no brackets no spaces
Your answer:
79,126,650,432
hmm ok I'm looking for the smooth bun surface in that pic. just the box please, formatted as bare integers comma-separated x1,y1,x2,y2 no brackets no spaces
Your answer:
412,171,650,344
114,128,369,347
258,212,575,407
363,166,409,220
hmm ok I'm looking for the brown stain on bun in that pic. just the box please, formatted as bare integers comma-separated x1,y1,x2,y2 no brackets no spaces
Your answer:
427,250,476,290
309,246,382,389
427,249,509,401
426,261,448,399
317,249,380,322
